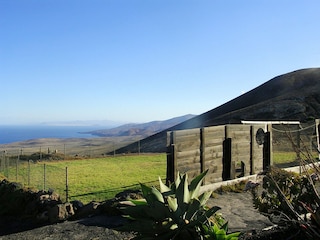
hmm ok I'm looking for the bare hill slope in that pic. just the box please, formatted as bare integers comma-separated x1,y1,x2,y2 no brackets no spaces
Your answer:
83,114,195,138
114,68,320,153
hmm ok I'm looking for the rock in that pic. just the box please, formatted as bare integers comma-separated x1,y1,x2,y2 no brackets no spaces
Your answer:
115,189,143,201
48,202,75,223
243,181,260,191
36,211,48,222
49,192,60,201
74,201,101,219
71,200,84,212
39,194,50,201
99,200,122,216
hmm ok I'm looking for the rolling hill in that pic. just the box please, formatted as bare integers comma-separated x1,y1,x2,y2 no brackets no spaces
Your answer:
113,68,320,154
83,114,196,138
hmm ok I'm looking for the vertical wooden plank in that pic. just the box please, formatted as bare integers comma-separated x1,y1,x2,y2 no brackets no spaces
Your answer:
263,131,271,170
223,125,232,180
166,131,174,184
250,125,254,175
201,125,225,184
267,123,273,166
172,131,177,181
200,127,205,176
251,125,264,174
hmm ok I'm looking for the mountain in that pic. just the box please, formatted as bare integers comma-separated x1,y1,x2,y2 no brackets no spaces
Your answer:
84,114,196,138
40,120,125,127
113,68,320,154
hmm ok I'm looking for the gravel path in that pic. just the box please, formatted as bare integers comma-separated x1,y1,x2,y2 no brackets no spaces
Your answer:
207,191,273,232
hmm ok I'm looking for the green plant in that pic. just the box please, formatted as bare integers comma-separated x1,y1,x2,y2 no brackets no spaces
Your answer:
251,126,320,239
118,170,240,240
202,223,240,240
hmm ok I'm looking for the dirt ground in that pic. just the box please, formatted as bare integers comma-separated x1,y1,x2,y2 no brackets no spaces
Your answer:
0,191,275,240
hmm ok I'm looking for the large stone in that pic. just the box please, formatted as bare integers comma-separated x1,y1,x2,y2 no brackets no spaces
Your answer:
73,201,101,219
48,202,74,223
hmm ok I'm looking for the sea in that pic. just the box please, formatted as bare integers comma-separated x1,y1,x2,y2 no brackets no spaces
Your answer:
0,125,104,144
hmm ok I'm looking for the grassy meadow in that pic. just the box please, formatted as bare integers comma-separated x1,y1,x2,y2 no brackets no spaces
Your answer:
273,151,319,167
2,154,166,203
2,150,318,204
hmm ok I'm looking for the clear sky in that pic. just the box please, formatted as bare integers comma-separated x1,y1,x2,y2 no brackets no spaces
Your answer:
1,0,320,125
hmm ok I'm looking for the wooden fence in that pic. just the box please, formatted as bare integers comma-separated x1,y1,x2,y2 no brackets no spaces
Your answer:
166,124,272,185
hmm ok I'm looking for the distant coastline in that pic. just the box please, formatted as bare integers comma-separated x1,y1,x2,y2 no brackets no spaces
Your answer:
0,125,105,144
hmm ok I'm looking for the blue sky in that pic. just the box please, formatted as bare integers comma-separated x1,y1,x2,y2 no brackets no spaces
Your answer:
1,1,320,125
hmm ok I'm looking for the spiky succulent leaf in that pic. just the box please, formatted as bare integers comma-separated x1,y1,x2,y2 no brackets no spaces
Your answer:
198,191,213,207
175,173,191,206
184,198,202,221
151,187,165,203
175,172,181,189
189,169,208,199
140,183,153,199
220,221,229,232
130,199,147,206
158,176,173,194
167,196,178,212
215,229,227,240
167,196,184,224
189,206,221,226
121,202,171,225
226,231,241,240
140,183,164,204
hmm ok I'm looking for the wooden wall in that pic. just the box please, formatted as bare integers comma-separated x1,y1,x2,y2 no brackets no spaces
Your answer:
166,124,269,185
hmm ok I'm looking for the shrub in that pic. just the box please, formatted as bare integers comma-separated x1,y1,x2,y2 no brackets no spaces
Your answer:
251,166,320,239
118,170,240,240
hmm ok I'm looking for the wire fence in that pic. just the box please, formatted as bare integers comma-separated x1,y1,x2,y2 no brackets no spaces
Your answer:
272,123,319,165
0,156,68,201
1,144,105,159
0,152,165,203
1,123,318,202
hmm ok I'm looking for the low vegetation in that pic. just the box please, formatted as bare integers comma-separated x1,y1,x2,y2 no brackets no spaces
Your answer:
118,170,240,240
1,150,317,204
1,154,166,203
251,130,320,239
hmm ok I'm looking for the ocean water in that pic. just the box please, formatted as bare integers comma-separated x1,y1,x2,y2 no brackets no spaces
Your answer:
0,125,103,144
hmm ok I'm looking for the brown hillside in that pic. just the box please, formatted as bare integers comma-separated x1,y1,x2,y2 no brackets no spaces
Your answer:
114,68,320,154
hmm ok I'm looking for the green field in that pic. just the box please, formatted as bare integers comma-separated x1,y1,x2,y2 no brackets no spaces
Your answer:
273,151,319,167
1,154,167,203
2,151,318,204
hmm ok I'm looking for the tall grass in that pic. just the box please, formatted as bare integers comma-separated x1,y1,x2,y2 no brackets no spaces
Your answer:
2,154,166,203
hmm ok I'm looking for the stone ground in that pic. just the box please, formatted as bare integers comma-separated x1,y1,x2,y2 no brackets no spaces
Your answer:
0,191,274,240
207,191,273,232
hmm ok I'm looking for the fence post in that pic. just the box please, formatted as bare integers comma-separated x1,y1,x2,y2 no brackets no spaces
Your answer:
296,125,301,160
16,152,19,182
28,160,31,186
5,151,9,179
43,164,46,191
65,167,69,202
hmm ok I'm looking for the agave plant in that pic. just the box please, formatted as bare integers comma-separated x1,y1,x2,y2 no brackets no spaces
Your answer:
118,170,239,240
